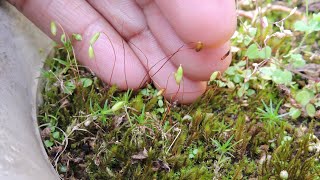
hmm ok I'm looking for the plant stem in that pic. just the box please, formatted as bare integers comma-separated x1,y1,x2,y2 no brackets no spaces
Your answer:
306,0,309,18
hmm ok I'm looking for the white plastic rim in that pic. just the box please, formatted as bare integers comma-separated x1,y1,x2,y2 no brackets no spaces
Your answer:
0,2,59,180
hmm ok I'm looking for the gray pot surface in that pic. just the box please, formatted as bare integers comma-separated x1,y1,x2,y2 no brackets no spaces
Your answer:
0,2,59,180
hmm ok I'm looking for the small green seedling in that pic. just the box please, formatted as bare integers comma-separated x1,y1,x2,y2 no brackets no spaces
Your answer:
257,99,288,123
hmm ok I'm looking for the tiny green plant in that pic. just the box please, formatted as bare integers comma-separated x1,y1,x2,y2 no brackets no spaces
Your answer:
212,135,240,158
257,99,288,124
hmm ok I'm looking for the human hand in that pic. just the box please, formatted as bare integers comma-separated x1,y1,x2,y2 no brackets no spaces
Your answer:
8,0,237,104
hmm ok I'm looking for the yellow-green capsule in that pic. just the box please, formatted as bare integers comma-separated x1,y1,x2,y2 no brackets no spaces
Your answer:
90,32,100,45
50,21,57,36
174,65,183,85
111,101,125,112
210,71,220,82
72,33,83,41
157,89,165,96
88,45,95,59
195,41,204,52
60,33,66,44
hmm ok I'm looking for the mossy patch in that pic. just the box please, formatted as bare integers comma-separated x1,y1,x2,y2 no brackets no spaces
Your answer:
38,1,320,179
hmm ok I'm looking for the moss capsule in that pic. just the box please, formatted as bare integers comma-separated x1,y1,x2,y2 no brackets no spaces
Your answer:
221,50,231,60
195,41,204,52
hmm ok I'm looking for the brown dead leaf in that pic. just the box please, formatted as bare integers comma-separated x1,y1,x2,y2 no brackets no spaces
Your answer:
296,63,320,80
113,114,126,128
40,127,51,139
309,2,320,12
131,148,148,160
152,159,170,172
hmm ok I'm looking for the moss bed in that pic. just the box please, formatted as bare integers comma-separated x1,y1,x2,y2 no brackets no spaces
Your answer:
38,1,320,179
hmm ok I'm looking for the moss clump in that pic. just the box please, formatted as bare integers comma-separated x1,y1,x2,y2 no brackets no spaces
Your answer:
38,1,320,179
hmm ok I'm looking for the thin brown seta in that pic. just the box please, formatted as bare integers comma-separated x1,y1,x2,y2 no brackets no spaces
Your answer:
221,49,231,60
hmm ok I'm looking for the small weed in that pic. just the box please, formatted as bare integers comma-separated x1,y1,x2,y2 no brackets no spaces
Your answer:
257,99,288,123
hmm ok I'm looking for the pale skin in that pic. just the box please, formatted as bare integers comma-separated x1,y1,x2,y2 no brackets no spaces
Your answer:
8,0,237,104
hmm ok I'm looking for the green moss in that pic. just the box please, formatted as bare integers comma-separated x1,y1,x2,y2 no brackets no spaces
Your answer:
38,1,320,179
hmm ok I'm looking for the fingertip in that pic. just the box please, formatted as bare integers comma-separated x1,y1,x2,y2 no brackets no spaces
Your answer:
158,80,207,104
155,0,237,47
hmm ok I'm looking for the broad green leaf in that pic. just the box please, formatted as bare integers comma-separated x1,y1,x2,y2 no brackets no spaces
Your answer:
217,80,226,87
246,44,260,59
225,66,236,76
295,90,314,106
237,85,246,97
248,27,257,37
80,78,93,88
44,140,54,148
306,103,316,117
259,67,275,80
158,108,165,113
158,99,164,107
246,44,272,59
272,69,292,85
313,12,320,21
289,107,301,119
233,74,243,83
309,19,320,31
64,81,76,95
290,54,306,68
258,46,272,59
247,89,256,96
52,131,60,139
237,61,247,67
294,20,310,32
